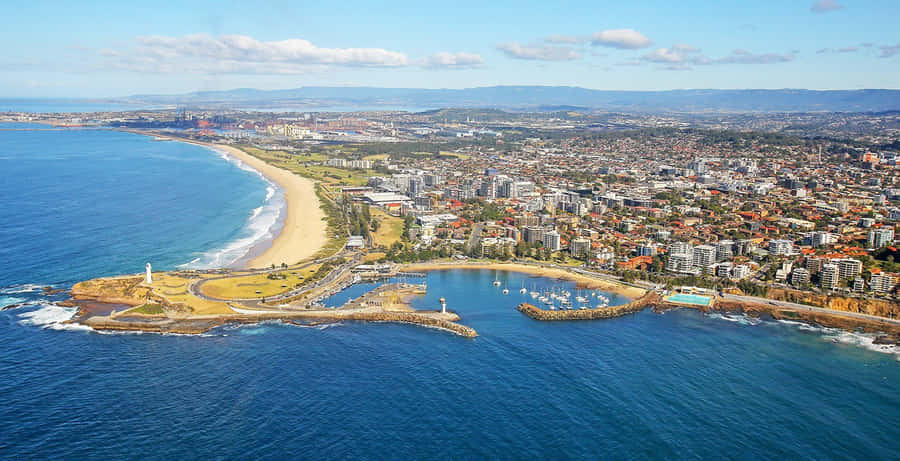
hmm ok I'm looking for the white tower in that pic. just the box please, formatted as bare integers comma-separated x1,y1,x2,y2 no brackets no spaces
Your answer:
145,262,152,284
439,297,446,314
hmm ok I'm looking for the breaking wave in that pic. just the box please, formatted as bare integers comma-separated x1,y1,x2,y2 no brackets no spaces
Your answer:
180,147,284,269
17,303,92,332
705,312,762,326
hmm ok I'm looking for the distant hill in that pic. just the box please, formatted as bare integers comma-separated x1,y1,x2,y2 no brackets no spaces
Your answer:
125,86,900,113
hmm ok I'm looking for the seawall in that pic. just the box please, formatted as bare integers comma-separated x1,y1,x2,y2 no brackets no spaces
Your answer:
517,292,661,321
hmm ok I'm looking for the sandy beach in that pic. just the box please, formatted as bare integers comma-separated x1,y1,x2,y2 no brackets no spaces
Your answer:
403,261,648,298
130,132,327,269
212,144,327,268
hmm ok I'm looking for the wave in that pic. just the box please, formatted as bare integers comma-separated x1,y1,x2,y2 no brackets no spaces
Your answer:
0,296,28,308
1,283,46,294
17,303,93,332
823,330,900,359
706,312,762,326
179,150,285,269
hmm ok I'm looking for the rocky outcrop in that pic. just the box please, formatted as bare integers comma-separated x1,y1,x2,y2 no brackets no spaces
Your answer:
517,292,661,321
732,287,900,319
70,276,152,306
711,298,900,341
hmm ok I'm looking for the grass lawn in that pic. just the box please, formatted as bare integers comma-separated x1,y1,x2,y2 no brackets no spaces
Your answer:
372,209,404,247
199,265,322,299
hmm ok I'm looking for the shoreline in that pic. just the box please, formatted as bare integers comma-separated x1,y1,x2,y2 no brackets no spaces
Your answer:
124,131,327,269
402,261,647,299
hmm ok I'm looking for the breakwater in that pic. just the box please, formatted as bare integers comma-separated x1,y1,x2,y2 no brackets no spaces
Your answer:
517,292,661,321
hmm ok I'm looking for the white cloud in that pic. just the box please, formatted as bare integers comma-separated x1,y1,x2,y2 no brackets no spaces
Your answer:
637,46,794,70
101,34,409,74
544,35,582,44
641,44,700,64
590,29,652,49
497,43,580,61
702,49,796,65
811,0,844,13
422,52,484,69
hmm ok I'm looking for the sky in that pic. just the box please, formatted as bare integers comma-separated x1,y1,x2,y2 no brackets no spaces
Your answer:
2,0,899,97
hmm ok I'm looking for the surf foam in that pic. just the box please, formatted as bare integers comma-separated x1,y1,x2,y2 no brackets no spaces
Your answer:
179,148,285,269
17,303,92,331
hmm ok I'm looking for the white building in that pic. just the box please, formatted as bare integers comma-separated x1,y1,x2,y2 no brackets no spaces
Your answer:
820,263,840,290
867,228,894,249
870,273,897,293
768,239,795,256
543,230,561,252
692,245,717,271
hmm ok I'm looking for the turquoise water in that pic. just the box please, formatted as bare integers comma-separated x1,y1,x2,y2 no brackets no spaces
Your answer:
668,293,714,306
1,127,899,459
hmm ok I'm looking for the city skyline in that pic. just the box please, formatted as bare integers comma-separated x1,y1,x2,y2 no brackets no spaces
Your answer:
3,0,900,97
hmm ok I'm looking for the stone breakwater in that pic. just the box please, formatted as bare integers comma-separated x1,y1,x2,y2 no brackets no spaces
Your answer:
517,292,661,321
81,310,478,337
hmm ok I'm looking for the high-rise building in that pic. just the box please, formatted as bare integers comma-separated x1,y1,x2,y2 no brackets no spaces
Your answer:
570,238,591,258
870,273,897,293
669,242,693,257
835,258,863,281
731,265,751,280
867,228,894,249
790,268,810,286
692,245,717,270
543,230,561,252
820,264,840,290
523,226,545,245
715,240,734,262
667,253,695,274
768,239,795,256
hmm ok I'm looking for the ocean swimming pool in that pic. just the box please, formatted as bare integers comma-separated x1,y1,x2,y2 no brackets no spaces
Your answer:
666,293,714,306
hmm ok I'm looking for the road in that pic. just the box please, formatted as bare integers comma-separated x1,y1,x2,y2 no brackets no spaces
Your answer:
188,250,359,305
720,292,900,326
466,222,485,253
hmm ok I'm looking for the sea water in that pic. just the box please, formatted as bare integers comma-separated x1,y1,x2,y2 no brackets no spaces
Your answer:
1,128,899,459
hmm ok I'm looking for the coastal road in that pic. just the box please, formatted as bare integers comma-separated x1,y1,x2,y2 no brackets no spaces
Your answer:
188,250,360,305
720,292,900,327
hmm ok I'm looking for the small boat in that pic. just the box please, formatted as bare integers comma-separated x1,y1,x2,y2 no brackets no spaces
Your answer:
493,279,501,286
529,291,540,299
576,296,588,303
549,305,556,310
502,286,509,295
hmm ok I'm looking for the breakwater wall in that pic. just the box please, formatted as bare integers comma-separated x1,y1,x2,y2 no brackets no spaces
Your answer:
517,292,661,321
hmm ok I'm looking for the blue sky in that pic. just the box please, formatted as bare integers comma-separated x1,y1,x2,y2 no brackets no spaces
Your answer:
2,0,898,97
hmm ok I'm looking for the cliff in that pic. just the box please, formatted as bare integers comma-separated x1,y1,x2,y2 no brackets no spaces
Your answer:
731,287,900,319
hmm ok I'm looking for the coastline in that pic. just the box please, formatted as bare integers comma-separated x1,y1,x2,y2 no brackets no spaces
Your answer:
403,261,647,299
125,131,327,269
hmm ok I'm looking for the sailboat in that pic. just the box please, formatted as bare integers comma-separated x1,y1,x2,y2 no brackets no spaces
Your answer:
519,281,527,294
502,284,509,295
492,278,501,286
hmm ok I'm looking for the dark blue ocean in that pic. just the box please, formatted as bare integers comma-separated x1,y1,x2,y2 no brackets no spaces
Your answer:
1,126,899,459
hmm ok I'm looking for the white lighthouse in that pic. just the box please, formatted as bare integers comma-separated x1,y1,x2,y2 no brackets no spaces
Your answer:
439,297,446,314
145,262,152,284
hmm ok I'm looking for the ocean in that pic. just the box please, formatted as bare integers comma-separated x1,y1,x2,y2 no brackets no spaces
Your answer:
1,127,899,459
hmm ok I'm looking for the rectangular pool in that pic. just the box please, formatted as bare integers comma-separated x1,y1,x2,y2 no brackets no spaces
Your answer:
666,293,714,306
